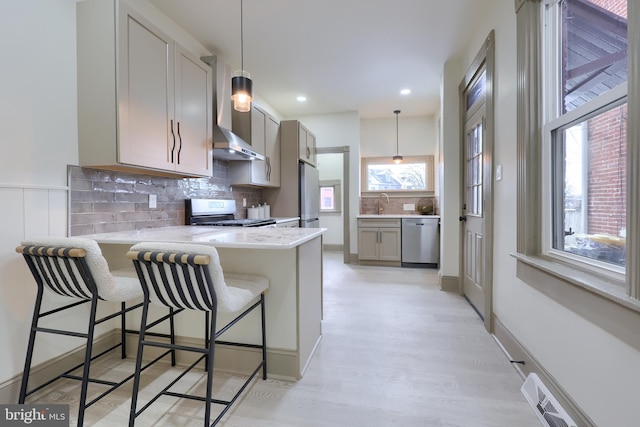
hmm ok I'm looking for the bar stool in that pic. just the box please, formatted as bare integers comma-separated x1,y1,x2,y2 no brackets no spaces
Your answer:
16,237,176,427
126,242,268,427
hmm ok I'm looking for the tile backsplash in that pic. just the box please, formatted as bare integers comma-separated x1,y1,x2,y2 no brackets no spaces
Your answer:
68,162,262,236
359,196,438,216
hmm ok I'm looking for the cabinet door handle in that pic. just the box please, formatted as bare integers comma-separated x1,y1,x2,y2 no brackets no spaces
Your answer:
306,146,310,159
266,157,271,180
176,121,183,164
170,120,176,163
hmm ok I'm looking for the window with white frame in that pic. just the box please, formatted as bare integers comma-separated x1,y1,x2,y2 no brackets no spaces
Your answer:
361,155,434,194
543,0,628,275
319,180,341,213
516,0,640,301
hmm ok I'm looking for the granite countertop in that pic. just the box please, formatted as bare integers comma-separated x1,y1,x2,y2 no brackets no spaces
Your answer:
79,225,325,250
357,214,440,219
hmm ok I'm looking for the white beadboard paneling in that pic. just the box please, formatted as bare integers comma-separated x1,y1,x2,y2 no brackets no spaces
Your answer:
0,188,32,380
0,188,25,237
0,185,75,383
24,189,50,239
49,189,68,237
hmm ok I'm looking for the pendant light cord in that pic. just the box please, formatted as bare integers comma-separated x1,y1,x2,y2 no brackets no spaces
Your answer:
240,0,244,73
395,110,400,156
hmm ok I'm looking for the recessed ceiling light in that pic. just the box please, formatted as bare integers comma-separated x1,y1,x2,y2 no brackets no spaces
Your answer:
400,89,411,95
296,96,307,102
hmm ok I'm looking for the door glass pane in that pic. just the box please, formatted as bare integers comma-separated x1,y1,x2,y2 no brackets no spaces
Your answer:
553,102,627,266
466,121,483,216
466,69,486,111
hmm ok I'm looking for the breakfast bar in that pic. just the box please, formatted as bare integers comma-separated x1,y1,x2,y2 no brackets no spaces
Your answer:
80,226,325,381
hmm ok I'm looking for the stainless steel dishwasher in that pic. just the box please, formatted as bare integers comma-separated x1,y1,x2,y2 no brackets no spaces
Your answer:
401,217,439,267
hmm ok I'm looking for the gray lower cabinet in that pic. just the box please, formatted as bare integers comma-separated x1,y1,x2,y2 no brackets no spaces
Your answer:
357,218,401,264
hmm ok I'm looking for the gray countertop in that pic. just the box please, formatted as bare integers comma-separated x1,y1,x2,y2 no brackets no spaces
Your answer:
79,225,324,250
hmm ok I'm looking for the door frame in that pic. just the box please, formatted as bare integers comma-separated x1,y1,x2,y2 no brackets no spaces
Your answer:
458,30,495,332
316,146,350,264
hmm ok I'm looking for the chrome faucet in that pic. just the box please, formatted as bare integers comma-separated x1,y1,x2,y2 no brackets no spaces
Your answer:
378,193,389,214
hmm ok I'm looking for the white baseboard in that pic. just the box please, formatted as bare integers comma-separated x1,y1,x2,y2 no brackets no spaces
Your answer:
439,274,459,292
1,328,301,405
323,244,343,252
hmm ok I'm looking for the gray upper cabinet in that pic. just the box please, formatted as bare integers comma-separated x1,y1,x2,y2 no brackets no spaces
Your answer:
231,105,280,187
77,0,212,178
298,123,317,167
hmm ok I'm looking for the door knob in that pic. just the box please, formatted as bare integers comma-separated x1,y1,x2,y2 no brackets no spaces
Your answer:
459,216,467,222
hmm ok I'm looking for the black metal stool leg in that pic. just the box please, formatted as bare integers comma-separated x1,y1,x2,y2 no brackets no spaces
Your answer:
204,311,210,372
129,299,150,427
204,311,217,427
121,301,127,359
19,286,44,403
261,293,267,380
77,295,99,427
170,307,176,366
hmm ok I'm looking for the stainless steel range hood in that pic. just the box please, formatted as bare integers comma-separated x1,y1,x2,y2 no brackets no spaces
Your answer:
201,55,264,161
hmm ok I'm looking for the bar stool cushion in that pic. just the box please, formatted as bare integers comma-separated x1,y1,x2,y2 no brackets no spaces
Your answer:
130,242,268,313
21,237,143,302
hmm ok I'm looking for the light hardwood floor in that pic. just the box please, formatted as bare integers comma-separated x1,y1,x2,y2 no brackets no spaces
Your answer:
28,251,540,426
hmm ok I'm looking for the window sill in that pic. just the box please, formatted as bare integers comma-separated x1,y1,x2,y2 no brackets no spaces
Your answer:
512,253,640,314
360,190,435,197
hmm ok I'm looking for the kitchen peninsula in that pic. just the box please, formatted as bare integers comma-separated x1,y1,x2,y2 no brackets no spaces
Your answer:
80,226,325,381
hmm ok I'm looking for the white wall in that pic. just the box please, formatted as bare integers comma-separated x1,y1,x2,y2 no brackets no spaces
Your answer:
0,0,79,387
452,1,640,425
438,58,462,281
0,0,216,392
294,112,360,255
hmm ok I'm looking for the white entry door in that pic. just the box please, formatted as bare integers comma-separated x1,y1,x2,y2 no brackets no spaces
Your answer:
462,104,486,319
459,32,494,331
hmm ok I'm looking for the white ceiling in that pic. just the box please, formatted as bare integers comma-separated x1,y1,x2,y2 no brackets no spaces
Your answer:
147,0,495,119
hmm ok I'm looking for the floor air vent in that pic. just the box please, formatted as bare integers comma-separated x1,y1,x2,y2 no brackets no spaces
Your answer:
521,373,577,427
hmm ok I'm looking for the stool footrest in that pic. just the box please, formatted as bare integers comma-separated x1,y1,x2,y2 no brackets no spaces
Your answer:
34,327,89,339
163,391,229,405
21,341,126,400
215,340,264,350
140,340,209,354
61,374,119,387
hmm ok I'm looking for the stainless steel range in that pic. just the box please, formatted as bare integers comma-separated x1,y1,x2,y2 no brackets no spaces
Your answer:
185,199,276,227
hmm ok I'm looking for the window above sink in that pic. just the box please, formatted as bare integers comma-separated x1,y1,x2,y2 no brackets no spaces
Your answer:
361,155,434,195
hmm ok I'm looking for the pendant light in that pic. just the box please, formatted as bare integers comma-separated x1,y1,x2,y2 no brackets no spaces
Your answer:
231,0,253,112
393,110,403,164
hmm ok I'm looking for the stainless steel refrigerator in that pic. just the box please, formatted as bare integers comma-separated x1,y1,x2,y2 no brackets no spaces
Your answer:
299,162,320,228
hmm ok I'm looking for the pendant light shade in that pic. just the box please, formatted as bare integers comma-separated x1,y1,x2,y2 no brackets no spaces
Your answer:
232,71,253,112
232,0,253,112
393,110,403,164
